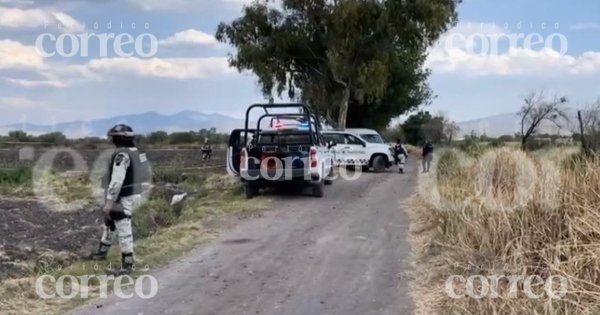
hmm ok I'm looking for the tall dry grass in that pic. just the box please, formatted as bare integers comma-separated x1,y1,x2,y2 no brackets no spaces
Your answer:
409,147,600,315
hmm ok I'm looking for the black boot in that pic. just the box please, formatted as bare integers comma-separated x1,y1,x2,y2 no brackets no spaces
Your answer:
86,242,110,260
106,253,134,276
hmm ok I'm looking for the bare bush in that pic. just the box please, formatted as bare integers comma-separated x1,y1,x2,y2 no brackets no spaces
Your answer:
519,90,569,149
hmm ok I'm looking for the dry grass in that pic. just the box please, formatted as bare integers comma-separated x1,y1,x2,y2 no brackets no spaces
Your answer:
409,147,600,315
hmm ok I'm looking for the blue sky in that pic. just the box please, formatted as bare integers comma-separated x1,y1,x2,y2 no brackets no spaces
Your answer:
0,0,599,127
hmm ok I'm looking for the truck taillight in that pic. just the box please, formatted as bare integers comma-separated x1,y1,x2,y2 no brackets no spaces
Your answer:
310,148,318,168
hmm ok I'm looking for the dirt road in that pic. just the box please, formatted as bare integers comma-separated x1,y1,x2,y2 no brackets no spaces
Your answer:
73,161,417,315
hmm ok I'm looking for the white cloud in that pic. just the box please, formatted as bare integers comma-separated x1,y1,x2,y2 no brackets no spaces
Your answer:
129,0,252,11
85,57,234,79
0,6,83,32
0,39,44,69
570,23,600,31
5,77,67,88
128,0,195,11
426,22,600,76
0,96,35,107
159,29,219,46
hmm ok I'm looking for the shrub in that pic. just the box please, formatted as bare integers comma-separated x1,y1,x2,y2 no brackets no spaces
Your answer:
0,167,32,185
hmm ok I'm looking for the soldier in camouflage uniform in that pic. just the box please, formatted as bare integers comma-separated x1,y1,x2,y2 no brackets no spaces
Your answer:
88,124,151,275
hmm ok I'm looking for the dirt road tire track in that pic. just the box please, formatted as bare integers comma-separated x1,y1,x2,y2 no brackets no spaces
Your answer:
73,160,417,315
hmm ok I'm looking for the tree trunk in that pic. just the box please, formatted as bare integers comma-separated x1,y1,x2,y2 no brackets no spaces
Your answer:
578,110,590,155
337,86,350,130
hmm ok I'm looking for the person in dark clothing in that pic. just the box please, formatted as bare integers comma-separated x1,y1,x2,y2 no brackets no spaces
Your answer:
394,139,409,174
422,140,434,173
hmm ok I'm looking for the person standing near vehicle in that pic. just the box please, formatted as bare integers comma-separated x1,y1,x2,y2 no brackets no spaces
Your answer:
422,140,434,173
394,139,409,174
88,124,151,276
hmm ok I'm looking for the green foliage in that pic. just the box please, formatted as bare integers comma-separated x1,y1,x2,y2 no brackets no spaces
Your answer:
148,131,169,144
382,123,405,142
168,132,196,144
216,0,459,129
401,110,432,145
37,132,67,145
0,167,32,185
498,134,516,142
421,116,446,143
522,138,552,151
133,198,177,239
7,130,30,142
458,136,485,156
489,138,505,148
1,129,228,146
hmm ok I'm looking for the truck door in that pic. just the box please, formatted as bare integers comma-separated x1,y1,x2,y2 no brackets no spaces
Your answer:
227,129,255,176
339,133,368,166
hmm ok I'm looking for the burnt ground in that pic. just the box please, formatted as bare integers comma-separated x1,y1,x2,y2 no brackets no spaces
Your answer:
0,199,101,281
0,148,227,282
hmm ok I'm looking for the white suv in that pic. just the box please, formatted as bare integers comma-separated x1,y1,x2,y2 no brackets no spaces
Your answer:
322,129,394,172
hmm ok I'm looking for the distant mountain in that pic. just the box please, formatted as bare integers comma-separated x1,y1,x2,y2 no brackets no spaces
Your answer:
0,111,246,138
458,108,577,138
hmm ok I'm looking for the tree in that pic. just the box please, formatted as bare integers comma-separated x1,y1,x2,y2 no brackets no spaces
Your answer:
498,134,515,142
382,123,405,142
574,99,600,153
421,115,446,143
37,132,67,145
216,0,459,129
169,132,196,145
8,130,30,142
401,111,433,145
443,119,460,143
148,131,169,144
519,90,568,149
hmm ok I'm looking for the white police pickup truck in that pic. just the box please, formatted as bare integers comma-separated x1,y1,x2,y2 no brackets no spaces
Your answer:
322,128,395,172
227,103,335,198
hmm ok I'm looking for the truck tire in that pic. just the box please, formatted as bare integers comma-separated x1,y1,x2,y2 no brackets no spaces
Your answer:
245,182,258,199
324,169,334,185
312,180,325,198
371,155,386,173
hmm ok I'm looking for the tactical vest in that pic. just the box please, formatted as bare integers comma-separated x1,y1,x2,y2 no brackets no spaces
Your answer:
102,147,152,197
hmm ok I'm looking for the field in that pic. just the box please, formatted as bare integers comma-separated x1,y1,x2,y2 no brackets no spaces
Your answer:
409,146,600,315
0,147,228,283
0,147,226,170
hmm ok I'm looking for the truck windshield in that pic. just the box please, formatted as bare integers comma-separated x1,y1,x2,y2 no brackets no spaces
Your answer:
360,134,384,144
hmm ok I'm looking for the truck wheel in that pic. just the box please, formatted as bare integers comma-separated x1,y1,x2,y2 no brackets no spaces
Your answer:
371,155,386,173
312,180,325,198
245,182,258,199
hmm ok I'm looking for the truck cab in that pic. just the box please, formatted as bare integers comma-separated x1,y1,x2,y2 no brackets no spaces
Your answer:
322,129,394,172
227,104,335,198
